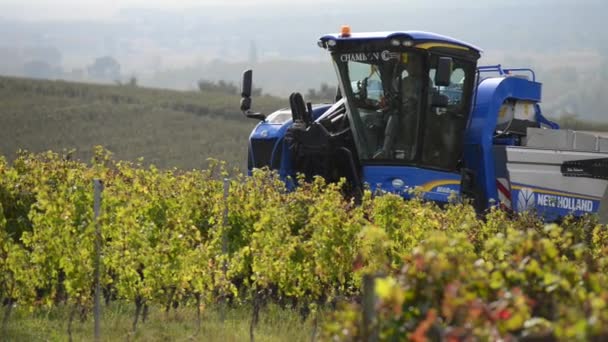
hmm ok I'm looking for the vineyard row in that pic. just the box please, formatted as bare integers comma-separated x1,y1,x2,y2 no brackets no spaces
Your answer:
0,149,607,341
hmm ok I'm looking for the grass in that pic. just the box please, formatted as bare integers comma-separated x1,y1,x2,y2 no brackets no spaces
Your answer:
3,303,317,342
4,74,605,173
0,76,287,170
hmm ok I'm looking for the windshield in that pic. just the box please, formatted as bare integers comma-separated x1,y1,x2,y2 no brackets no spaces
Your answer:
334,50,425,162
333,49,475,170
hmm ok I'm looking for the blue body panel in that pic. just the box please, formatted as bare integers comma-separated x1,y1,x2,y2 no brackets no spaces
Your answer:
245,31,581,222
248,119,290,176
464,76,542,206
363,166,460,203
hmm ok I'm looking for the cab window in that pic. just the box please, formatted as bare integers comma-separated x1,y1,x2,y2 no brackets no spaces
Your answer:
422,58,475,169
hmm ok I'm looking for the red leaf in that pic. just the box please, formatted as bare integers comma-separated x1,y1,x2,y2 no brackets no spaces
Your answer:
498,309,512,320
352,253,364,271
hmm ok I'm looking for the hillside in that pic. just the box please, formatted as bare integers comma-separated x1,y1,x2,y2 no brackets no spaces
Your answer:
2,75,607,171
0,76,287,169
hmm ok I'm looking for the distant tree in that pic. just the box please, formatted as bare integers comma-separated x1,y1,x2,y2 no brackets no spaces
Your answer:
115,76,138,87
306,83,337,102
128,76,138,87
197,79,214,92
197,78,263,96
23,60,54,79
87,56,121,81
217,80,238,95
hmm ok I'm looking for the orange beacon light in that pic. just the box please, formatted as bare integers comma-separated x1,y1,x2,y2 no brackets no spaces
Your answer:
340,25,351,37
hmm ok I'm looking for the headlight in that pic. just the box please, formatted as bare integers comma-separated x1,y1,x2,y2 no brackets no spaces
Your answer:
391,178,405,189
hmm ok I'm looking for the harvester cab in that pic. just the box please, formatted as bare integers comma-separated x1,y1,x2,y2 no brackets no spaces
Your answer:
240,27,608,223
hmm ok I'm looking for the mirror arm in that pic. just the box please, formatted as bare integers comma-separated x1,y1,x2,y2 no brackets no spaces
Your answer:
242,103,266,121
245,111,266,121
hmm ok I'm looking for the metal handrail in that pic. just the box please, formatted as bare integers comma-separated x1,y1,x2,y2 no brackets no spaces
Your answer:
477,64,536,82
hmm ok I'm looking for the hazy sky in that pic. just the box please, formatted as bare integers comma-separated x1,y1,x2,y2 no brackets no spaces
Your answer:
0,0,536,20
3,0,603,21
0,0,266,20
2,0,352,20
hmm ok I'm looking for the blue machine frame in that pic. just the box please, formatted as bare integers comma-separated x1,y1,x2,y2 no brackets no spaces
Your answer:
465,75,543,207
245,31,601,222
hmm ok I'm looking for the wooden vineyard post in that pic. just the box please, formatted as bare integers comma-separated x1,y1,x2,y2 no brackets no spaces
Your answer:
361,274,379,342
220,178,229,322
93,179,104,341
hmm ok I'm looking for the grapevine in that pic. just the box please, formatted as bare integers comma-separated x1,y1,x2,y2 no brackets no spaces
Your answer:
0,149,606,341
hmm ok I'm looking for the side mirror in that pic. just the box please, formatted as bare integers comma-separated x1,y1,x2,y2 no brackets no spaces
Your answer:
240,69,265,121
241,69,252,98
435,57,453,87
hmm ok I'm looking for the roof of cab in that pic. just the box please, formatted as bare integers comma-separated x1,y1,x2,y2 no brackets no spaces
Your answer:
319,31,482,53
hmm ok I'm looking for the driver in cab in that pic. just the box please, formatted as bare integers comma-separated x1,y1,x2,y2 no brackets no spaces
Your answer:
400,57,432,110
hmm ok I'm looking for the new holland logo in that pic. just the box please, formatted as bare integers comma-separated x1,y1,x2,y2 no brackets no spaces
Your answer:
517,187,535,212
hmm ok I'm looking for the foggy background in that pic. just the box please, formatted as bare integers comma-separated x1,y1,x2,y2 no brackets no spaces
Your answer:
1,0,607,119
